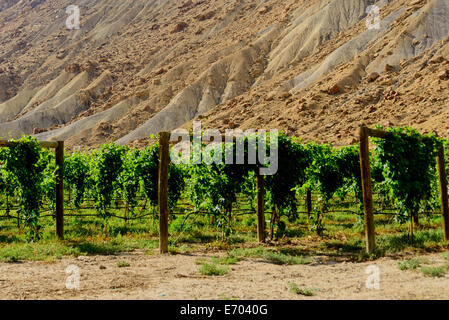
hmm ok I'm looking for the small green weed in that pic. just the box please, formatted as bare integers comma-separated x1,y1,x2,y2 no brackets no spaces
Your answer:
116,260,130,268
199,263,228,276
289,283,314,296
262,252,312,265
398,258,428,271
441,252,449,261
421,265,448,277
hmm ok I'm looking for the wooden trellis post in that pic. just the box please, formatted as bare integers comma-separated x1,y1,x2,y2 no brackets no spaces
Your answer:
158,132,170,254
437,145,449,241
55,141,64,240
0,140,64,239
306,189,312,219
256,171,266,243
359,126,376,254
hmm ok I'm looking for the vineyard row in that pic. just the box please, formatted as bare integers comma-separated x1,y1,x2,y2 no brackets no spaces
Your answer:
1,126,449,253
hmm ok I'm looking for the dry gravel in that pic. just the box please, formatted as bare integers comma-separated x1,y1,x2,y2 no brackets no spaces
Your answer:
0,251,448,300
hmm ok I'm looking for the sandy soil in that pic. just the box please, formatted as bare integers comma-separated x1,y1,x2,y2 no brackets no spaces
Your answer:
0,250,448,300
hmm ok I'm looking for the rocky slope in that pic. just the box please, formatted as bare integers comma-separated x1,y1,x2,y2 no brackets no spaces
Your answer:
0,0,448,149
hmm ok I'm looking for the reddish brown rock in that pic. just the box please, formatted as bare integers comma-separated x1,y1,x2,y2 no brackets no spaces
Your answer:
438,70,449,80
171,22,188,33
278,91,292,100
154,68,167,76
65,63,81,73
384,64,394,72
430,56,445,64
327,84,341,95
196,11,215,21
258,6,270,14
368,72,380,82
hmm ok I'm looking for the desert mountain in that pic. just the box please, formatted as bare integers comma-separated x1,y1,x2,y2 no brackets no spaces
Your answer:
0,0,448,149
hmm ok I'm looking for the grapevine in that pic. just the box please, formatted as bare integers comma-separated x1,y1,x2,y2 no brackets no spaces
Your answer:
2,136,47,240
372,126,441,226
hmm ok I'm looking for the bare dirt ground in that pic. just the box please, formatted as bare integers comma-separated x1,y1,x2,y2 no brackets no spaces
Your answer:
0,250,448,300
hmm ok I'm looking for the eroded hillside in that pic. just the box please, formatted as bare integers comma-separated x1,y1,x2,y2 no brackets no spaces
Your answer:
0,0,448,149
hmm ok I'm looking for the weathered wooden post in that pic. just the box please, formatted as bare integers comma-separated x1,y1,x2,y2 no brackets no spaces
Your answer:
55,141,64,240
436,145,449,241
306,189,312,219
158,132,170,254
256,171,266,243
359,126,376,253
